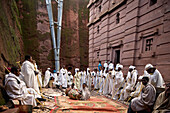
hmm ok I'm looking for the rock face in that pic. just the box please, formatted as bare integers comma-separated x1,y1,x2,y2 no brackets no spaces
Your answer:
0,0,24,85
0,0,89,84
61,0,89,71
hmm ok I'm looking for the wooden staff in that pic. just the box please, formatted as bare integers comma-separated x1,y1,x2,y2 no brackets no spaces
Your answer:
3,65,10,73
126,84,144,102
97,73,109,93
16,61,21,69
112,79,126,99
118,78,130,100
33,63,42,93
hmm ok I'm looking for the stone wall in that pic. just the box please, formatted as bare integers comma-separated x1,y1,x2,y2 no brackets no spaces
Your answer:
88,0,170,82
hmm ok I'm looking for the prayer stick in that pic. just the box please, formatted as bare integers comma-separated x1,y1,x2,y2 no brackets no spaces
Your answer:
3,65,10,73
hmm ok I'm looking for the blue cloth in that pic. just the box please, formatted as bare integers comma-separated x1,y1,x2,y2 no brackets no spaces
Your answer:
98,63,102,72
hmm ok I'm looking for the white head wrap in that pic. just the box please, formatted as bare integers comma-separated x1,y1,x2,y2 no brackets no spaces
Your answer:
115,64,119,70
118,64,123,69
129,65,135,70
47,68,50,70
87,68,90,71
145,64,153,70
68,72,71,75
75,68,79,73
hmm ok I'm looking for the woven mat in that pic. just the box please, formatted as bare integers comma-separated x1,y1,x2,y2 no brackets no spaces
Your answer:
51,96,128,113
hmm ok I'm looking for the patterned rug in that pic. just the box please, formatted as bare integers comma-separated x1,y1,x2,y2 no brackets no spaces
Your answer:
51,96,128,113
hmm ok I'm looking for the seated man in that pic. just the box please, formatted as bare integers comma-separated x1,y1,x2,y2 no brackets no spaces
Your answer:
68,83,81,100
128,76,156,113
81,83,90,100
5,67,39,107
152,83,170,113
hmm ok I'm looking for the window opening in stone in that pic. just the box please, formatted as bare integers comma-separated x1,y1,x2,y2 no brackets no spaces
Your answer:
150,0,157,6
145,38,153,51
116,13,120,24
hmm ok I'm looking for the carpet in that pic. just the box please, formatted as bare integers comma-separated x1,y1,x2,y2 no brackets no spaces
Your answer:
51,96,128,113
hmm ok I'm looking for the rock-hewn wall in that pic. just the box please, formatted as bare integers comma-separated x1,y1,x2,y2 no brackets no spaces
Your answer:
0,0,89,80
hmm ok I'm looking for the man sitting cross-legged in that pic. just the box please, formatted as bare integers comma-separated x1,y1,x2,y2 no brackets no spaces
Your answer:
5,67,42,107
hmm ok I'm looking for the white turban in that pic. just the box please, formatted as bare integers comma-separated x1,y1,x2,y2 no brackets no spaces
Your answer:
145,64,153,70
47,68,50,70
75,68,79,73
118,64,123,69
68,72,71,75
115,64,119,70
87,68,90,71
129,65,135,70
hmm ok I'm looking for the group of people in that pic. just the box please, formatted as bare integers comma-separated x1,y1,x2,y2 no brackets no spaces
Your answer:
3,55,170,112
45,60,169,113
4,55,45,107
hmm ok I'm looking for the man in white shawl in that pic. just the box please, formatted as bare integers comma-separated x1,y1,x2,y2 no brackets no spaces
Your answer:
5,67,38,106
86,68,91,90
112,64,124,100
120,65,138,101
53,71,61,88
61,68,68,89
108,61,114,70
108,67,115,96
103,69,109,95
21,55,40,94
103,61,108,71
81,83,90,100
43,68,51,88
74,68,80,90
145,64,165,97
128,76,156,113
67,72,73,88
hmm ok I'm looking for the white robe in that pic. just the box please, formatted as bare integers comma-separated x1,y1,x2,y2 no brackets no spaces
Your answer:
81,87,90,100
61,69,68,88
146,69,165,88
21,60,40,94
109,70,115,95
44,70,51,87
103,73,109,95
109,63,114,70
5,73,37,106
112,70,124,99
104,63,108,70
87,72,92,91
67,75,73,86
53,73,59,85
123,70,138,100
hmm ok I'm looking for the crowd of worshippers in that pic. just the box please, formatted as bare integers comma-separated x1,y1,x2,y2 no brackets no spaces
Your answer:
2,55,170,113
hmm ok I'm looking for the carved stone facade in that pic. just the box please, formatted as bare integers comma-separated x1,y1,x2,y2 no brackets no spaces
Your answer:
87,0,170,82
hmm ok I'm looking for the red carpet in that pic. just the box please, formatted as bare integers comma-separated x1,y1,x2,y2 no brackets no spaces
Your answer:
51,96,128,113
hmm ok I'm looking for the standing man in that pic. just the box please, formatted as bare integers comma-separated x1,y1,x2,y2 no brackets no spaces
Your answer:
67,72,73,88
108,61,114,70
98,61,102,72
43,68,51,88
21,55,40,94
103,61,108,71
112,64,124,100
